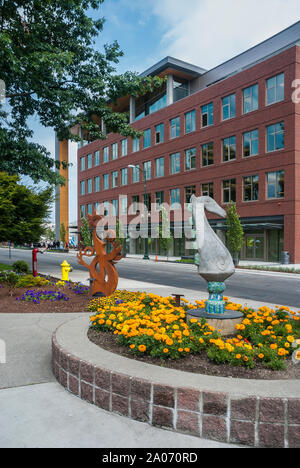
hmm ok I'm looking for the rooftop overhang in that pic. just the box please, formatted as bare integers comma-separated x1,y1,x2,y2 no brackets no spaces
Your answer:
140,56,206,80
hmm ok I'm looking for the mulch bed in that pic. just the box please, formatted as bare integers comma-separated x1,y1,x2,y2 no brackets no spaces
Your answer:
88,328,300,380
0,284,91,313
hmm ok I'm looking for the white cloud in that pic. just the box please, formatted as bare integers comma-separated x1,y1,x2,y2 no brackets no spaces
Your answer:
148,0,300,68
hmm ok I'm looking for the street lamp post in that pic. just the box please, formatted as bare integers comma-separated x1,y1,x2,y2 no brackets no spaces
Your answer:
128,164,150,260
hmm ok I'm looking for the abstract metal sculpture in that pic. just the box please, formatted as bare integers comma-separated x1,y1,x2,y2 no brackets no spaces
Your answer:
77,211,123,297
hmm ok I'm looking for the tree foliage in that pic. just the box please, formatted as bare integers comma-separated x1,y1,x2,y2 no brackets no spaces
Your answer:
0,0,163,184
226,202,244,255
0,171,52,243
80,216,92,248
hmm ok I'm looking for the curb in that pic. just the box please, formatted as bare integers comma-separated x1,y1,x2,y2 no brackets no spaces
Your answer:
52,316,300,448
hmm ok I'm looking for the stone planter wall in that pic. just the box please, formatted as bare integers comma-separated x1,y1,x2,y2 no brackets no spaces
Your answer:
52,318,300,448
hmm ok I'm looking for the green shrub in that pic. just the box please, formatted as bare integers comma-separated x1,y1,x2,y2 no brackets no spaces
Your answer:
0,271,19,295
16,275,50,288
12,260,30,274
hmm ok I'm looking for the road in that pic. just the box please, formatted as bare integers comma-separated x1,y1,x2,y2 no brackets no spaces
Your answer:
1,248,300,308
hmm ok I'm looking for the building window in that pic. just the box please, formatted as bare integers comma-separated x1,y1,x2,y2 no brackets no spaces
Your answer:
103,146,109,163
103,201,109,216
87,178,92,194
132,164,140,183
185,110,196,134
112,170,118,188
155,191,164,210
243,129,259,157
170,188,180,205
267,121,284,152
80,157,85,171
132,137,140,153
243,84,258,114
185,147,196,171
202,182,214,198
185,185,196,203
94,176,100,192
121,139,128,156
87,153,93,169
132,195,140,212
120,197,128,214
103,174,109,190
266,72,284,105
155,123,164,144
87,203,93,215
267,170,284,199
112,199,118,216
155,157,164,178
201,102,213,127
202,142,214,166
170,117,180,139
223,136,236,162
223,179,236,203
170,152,180,174
80,180,85,195
121,168,128,186
94,202,100,214
243,175,259,201
112,143,118,160
144,128,151,148
143,161,151,180
222,93,236,120
94,151,100,166
80,205,85,218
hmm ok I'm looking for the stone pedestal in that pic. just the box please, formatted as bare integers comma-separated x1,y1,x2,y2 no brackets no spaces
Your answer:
187,309,244,336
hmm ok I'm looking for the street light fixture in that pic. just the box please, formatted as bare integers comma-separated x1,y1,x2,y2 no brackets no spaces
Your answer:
128,164,150,260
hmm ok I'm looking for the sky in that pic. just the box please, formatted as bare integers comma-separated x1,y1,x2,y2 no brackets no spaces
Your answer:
28,0,300,224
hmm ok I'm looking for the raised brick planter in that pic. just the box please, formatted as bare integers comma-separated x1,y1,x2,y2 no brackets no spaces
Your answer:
52,317,300,448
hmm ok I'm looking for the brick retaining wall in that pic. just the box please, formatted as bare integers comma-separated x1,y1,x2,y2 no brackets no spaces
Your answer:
52,332,300,448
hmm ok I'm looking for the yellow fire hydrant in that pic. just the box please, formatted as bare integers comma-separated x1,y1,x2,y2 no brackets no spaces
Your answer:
61,260,71,281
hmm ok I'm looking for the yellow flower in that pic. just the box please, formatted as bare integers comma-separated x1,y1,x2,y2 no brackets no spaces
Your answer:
163,348,169,354
258,353,264,359
138,345,146,352
235,354,241,359
287,336,295,343
129,344,135,349
178,348,183,352
184,347,190,353
270,343,277,350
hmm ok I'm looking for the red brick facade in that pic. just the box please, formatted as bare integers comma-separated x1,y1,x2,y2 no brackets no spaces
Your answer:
78,45,300,262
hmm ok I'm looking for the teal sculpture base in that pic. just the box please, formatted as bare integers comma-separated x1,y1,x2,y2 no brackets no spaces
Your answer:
205,282,226,315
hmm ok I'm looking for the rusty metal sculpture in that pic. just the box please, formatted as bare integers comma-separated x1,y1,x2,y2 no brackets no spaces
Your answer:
77,211,123,297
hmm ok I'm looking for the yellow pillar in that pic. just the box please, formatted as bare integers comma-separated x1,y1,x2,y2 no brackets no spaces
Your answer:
58,139,69,244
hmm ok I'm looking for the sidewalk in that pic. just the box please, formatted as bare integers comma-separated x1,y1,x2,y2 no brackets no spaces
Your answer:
0,314,241,448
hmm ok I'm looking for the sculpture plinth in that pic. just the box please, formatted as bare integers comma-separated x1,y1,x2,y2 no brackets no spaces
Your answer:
77,211,123,297
189,196,243,335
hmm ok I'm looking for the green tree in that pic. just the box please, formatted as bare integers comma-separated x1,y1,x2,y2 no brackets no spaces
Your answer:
0,0,163,185
60,222,66,245
0,171,52,244
80,217,92,248
158,206,173,260
116,219,126,254
226,201,244,265
44,226,55,242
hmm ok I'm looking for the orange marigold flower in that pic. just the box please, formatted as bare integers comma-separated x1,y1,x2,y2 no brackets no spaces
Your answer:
138,345,146,352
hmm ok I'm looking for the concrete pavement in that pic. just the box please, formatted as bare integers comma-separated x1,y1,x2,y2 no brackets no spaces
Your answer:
0,312,242,448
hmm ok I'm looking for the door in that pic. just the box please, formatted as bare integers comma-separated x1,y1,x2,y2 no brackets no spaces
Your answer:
245,234,265,260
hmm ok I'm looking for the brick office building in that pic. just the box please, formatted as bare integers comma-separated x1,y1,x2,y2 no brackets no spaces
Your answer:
77,21,300,263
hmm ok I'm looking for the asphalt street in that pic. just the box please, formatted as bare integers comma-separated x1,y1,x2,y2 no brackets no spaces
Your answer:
1,248,300,308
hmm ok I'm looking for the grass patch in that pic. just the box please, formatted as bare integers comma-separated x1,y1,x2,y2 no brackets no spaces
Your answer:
0,263,12,271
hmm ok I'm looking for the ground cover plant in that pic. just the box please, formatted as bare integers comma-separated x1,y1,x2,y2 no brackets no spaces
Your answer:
88,291,300,371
